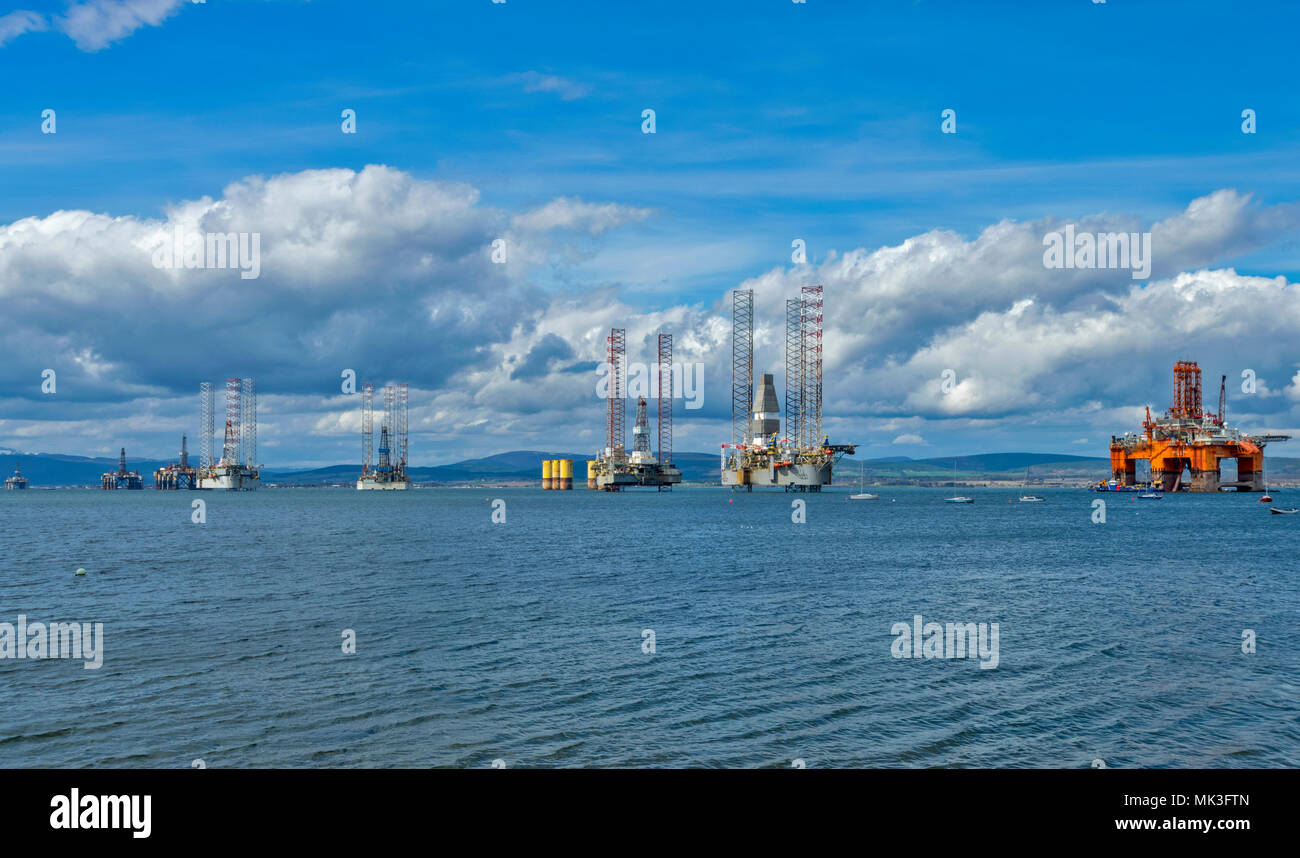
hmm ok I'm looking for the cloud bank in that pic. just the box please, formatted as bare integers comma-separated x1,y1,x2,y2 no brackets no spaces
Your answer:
2,169,1298,465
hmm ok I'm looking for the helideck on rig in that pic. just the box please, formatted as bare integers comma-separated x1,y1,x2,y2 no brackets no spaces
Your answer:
721,286,855,491
587,330,682,491
1107,361,1290,492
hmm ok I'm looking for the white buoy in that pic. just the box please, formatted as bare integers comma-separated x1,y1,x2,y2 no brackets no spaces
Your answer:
75,568,86,576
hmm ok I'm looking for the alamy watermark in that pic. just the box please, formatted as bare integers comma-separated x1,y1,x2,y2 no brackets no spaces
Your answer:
596,361,703,409
0,615,103,669
1043,225,1150,280
890,614,999,669
151,224,261,280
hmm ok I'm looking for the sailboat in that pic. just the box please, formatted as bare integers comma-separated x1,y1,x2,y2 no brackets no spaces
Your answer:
1259,461,1273,503
1018,465,1044,502
849,462,878,500
945,458,973,503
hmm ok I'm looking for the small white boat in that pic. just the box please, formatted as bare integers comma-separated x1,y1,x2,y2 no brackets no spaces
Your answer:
1137,492,1161,499
1018,466,1043,501
1270,507,1298,515
946,459,972,502
849,462,878,500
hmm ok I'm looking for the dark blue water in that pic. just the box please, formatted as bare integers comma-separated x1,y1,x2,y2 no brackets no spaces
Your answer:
1,487,1296,768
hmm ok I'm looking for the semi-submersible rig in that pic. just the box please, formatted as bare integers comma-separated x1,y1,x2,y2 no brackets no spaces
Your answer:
1108,360,1290,492
721,285,856,490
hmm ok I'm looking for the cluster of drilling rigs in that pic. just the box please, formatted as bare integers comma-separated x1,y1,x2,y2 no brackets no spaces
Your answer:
85,284,1289,494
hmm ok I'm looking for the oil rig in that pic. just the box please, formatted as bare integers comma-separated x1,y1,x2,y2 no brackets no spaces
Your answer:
154,435,198,489
357,382,409,490
1108,360,1290,492
587,330,682,490
198,378,260,490
101,448,144,490
5,460,28,490
721,286,855,490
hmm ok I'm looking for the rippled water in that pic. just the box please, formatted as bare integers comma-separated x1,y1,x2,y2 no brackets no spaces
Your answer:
1,486,1296,768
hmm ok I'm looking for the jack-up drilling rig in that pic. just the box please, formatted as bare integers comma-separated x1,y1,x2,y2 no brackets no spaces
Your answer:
587,330,682,490
357,382,410,490
197,378,260,490
721,286,856,490
1107,360,1290,492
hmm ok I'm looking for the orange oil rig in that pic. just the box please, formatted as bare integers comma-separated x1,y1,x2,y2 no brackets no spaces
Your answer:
1109,361,1290,492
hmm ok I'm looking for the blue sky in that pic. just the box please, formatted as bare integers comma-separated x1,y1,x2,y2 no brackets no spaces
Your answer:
2,0,1299,466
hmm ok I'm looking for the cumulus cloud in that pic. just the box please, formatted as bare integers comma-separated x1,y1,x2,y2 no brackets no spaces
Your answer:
893,434,926,445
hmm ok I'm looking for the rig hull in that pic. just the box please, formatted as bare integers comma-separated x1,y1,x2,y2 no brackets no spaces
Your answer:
721,461,832,491
356,476,410,490
198,467,259,490
591,466,681,491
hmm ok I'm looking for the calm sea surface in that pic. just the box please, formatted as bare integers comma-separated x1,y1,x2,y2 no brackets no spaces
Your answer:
1,486,1296,768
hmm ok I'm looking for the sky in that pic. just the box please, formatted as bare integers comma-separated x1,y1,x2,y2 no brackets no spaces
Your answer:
1,0,1299,467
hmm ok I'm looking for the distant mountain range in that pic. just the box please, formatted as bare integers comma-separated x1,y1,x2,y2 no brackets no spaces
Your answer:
6,448,1299,487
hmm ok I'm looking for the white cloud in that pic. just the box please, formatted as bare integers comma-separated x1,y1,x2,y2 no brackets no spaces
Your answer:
508,71,592,101
0,1,189,51
510,197,651,236
893,433,926,445
0,10,47,46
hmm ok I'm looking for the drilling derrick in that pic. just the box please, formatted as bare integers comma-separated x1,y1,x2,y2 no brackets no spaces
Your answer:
721,284,854,491
357,381,411,490
222,378,241,466
586,327,681,491
377,425,392,471
631,398,653,460
196,377,260,489
1105,360,1290,492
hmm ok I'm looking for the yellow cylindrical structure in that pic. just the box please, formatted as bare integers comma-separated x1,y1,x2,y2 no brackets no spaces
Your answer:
559,458,573,490
586,460,598,490
542,459,553,490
